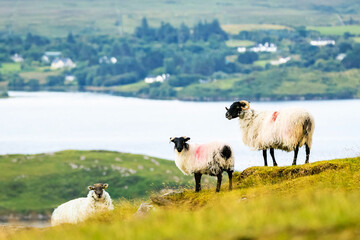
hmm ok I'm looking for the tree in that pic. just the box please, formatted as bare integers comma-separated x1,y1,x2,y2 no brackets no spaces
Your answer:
157,22,178,43
178,23,190,44
46,75,64,86
342,45,360,69
8,74,25,90
67,32,76,44
134,17,156,41
27,79,40,91
237,52,258,64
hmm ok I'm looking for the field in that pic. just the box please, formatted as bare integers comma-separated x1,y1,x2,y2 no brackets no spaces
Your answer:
0,63,21,74
307,25,360,35
2,156,360,239
222,24,292,35
352,37,360,42
19,70,62,84
225,39,255,47
0,0,359,37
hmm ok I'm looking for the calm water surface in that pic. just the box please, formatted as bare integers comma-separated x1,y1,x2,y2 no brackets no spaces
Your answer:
1,91,359,170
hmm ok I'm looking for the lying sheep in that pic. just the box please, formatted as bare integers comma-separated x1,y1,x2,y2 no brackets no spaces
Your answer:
170,136,234,192
225,100,315,166
51,183,114,226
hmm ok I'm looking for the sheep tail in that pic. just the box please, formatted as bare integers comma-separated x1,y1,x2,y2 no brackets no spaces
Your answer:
303,116,312,137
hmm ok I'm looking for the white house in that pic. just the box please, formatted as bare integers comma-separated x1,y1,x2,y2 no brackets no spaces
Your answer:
237,47,247,53
336,53,346,61
250,42,277,53
310,39,335,46
42,51,62,63
270,56,291,65
144,74,170,84
11,54,24,63
99,56,117,64
65,75,76,82
51,58,76,69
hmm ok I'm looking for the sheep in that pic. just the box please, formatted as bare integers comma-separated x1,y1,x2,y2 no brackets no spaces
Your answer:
225,100,315,166
170,136,234,192
51,183,114,226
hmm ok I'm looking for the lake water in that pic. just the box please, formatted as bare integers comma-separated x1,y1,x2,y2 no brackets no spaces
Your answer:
1,91,359,170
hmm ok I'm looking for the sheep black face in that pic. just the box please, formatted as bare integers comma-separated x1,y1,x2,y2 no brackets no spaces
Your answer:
170,136,190,153
225,100,250,120
88,183,108,200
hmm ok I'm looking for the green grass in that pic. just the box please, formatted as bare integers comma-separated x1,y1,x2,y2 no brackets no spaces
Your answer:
85,81,149,96
3,157,360,239
114,81,148,92
0,63,21,74
353,37,360,43
225,39,255,47
222,24,292,34
0,150,193,215
307,25,360,36
0,0,359,37
253,59,271,67
19,70,62,84
177,67,360,100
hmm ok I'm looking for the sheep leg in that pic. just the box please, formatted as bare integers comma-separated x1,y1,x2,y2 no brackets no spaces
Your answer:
262,150,268,166
305,144,310,164
216,173,223,192
194,173,202,192
227,170,233,190
292,145,299,165
270,148,277,166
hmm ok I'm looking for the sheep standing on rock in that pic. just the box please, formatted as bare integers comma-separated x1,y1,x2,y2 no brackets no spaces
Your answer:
225,100,315,166
170,136,234,192
51,183,114,226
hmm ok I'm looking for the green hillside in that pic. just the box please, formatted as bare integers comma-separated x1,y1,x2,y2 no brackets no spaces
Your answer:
2,157,360,239
1,0,359,37
0,150,193,215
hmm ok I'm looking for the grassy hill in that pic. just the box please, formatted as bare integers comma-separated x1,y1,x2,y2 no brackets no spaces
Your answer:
114,68,360,101
0,150,194,215
1,0,359,37
2,156,360,239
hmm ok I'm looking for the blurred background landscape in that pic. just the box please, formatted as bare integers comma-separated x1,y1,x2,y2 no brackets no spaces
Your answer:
0,0,360,100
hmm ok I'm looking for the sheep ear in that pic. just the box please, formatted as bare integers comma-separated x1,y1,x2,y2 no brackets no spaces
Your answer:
184,137,190,142
103,184,108,189
88,186,94,190
169,137,175,143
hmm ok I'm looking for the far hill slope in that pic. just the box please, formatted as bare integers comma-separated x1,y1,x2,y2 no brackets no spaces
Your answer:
0,150,194,215
1,0,359,37
2,157,360,239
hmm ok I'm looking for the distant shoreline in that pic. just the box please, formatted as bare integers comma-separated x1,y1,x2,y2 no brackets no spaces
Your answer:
6,89,360,102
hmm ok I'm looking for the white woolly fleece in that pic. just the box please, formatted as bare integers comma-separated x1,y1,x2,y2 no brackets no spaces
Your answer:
238,107,315,151
51,190,114,226
174,142,234,175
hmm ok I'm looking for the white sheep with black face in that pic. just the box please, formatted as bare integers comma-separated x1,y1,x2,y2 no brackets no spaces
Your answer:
170,136,234,192
225,100,315,166
51,183,114,226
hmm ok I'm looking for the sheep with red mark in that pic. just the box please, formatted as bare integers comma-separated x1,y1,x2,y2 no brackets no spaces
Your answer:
170,136,234,192
225,100,315,166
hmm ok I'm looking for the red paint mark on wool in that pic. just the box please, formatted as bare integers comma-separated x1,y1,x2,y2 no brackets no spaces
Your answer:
271,111,279,122
195,145,206,161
